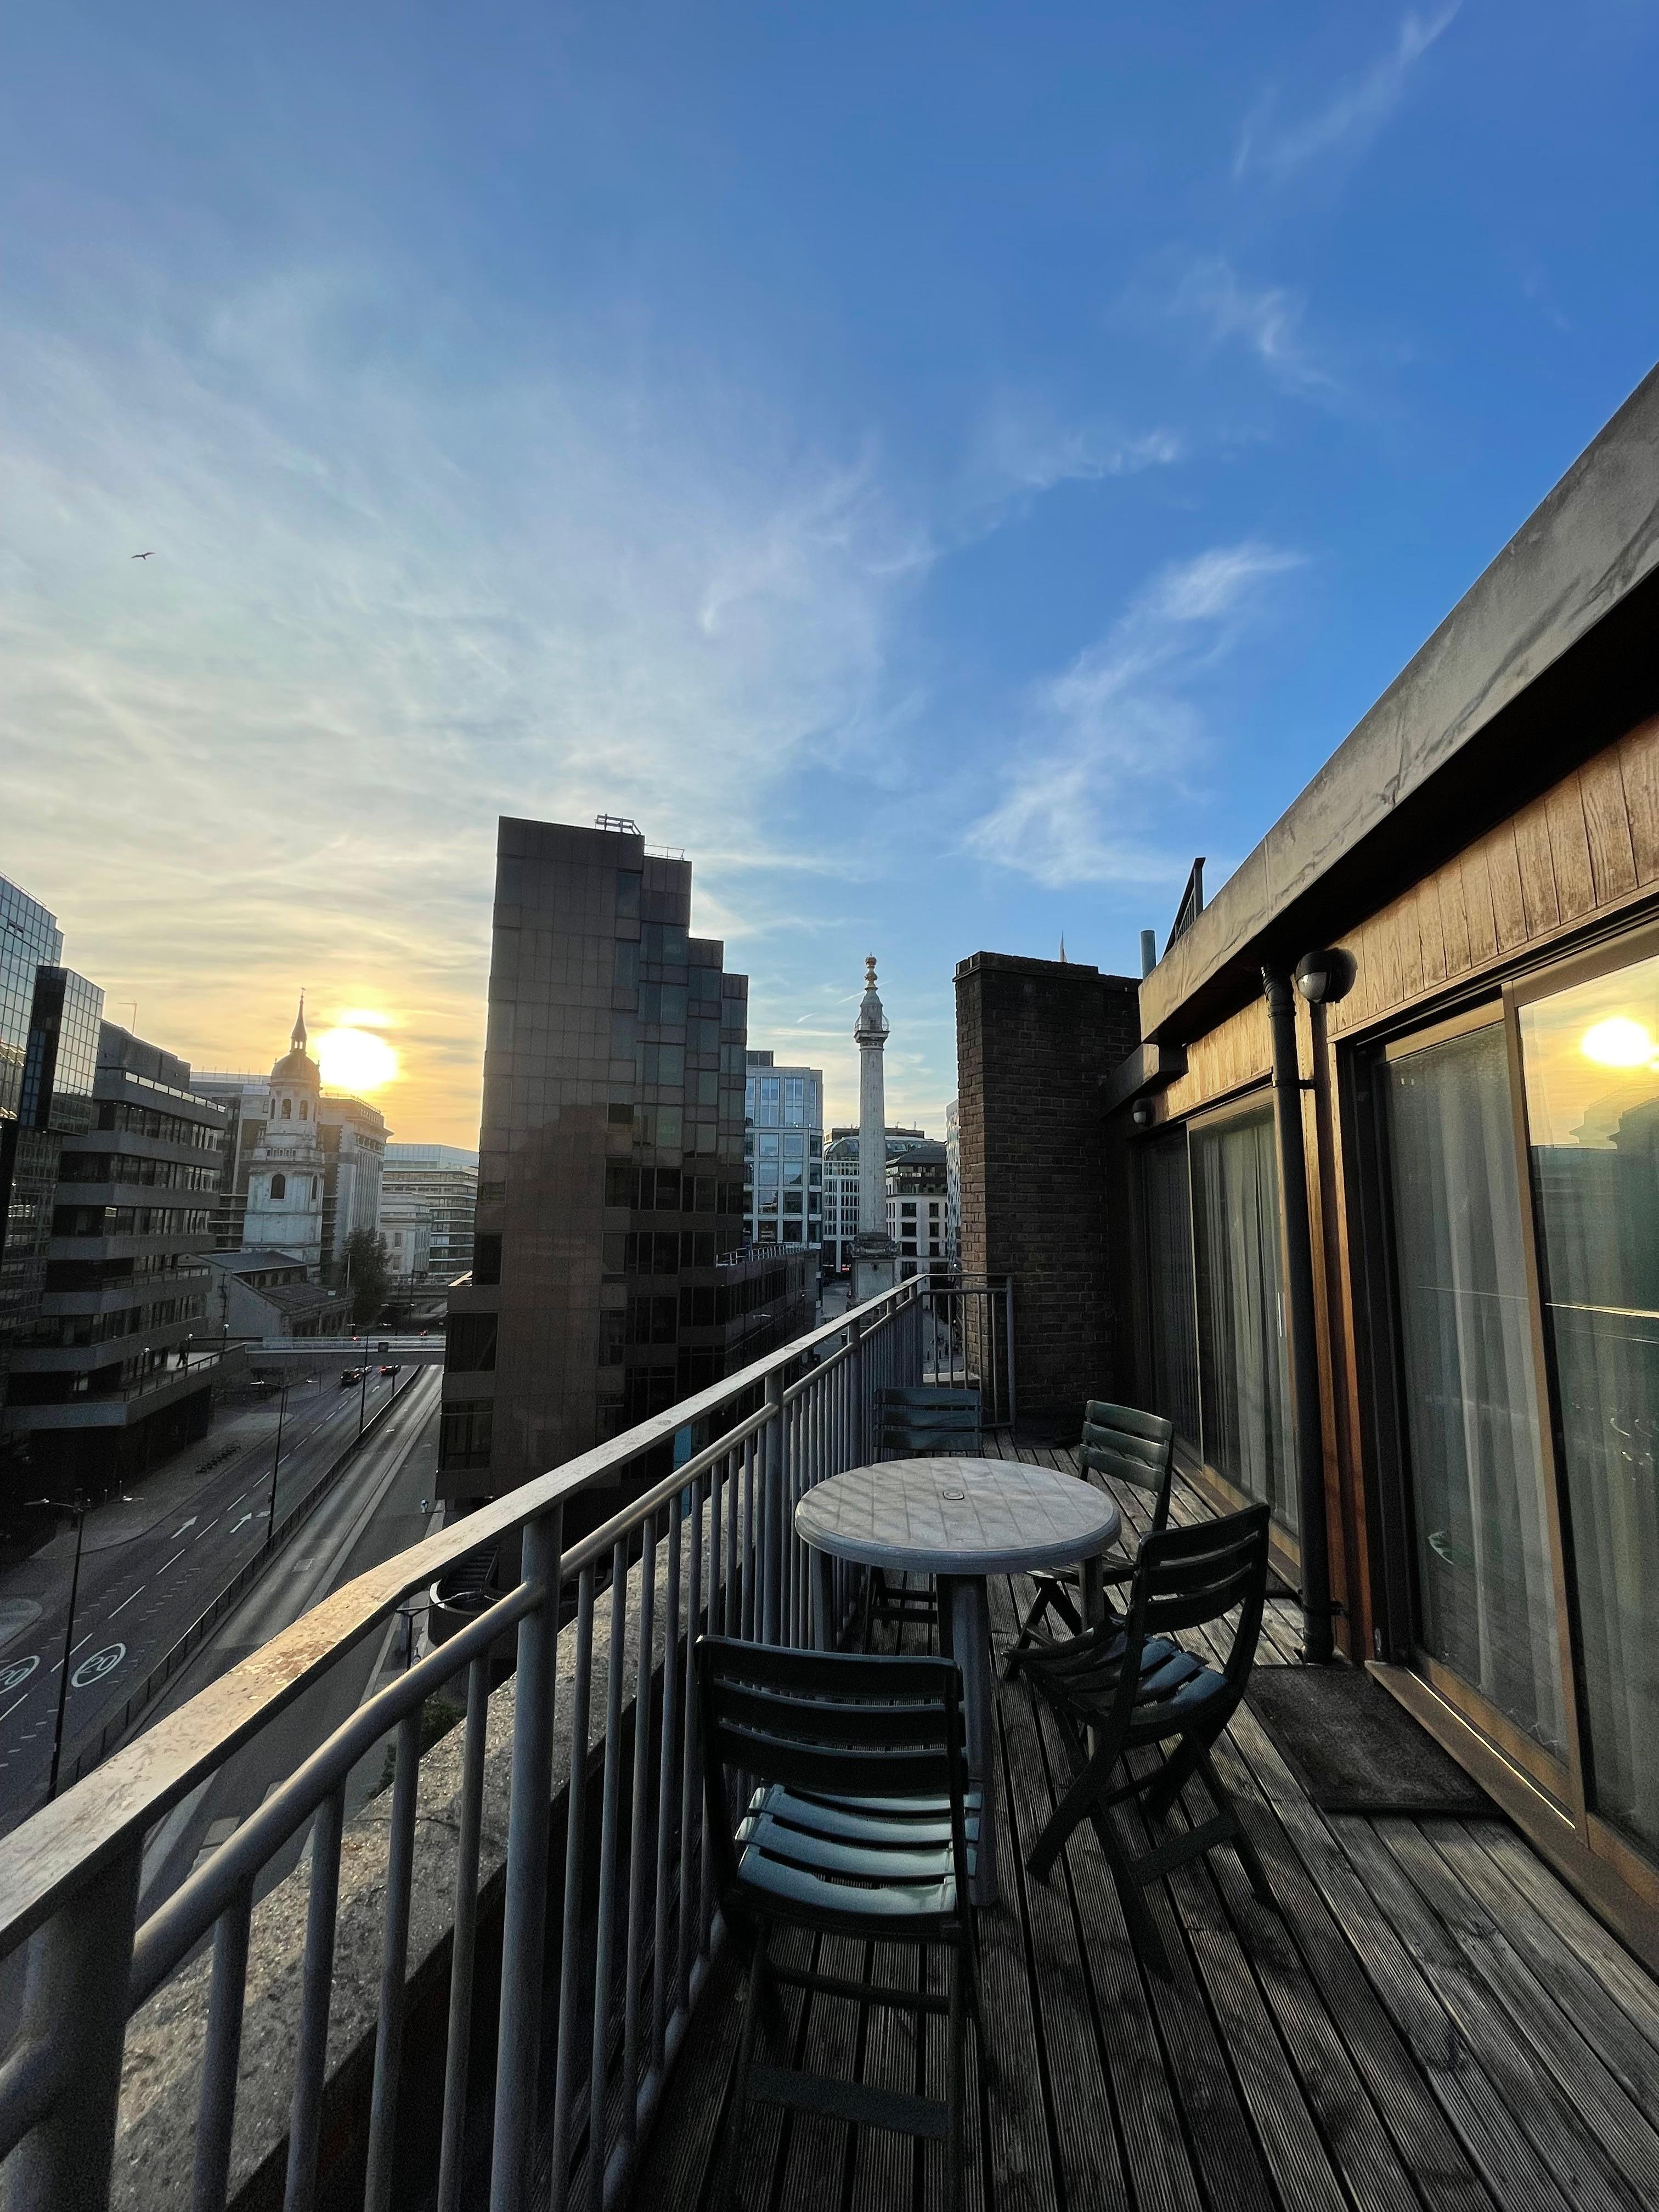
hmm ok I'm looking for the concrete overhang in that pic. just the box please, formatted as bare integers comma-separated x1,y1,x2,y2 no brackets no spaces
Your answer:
1100,1041,1189,1115
1140,362,1659,1045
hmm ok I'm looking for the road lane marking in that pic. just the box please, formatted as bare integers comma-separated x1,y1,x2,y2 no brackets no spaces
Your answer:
172,1517,198,1536
230,1514,253,1532
0,1695,30,1725
107,1584,146,1618
157,1547,187,1573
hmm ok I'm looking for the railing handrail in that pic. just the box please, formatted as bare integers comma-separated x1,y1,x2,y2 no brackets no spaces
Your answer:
0,1277,919,1960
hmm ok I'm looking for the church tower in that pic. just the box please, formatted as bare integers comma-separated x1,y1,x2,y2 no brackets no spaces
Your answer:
244,995,326,1269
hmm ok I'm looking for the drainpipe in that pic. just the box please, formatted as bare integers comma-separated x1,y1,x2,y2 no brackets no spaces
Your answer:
1261,964,1334,1664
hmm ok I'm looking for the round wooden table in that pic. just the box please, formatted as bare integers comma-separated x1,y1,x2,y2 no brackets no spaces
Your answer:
795,1457,1121,1906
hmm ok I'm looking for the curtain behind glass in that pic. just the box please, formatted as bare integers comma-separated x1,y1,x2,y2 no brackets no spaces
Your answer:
1520,949,1659,1857
1385,1025,1564,1755
1142,1130,1200,1449
1190,1107,1295,1530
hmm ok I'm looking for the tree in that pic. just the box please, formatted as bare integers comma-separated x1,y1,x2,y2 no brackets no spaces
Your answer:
340,1228,392,1324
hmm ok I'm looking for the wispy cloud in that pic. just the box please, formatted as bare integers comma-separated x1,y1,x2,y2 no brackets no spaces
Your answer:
964,541,1305,889
942,396,1186,546
0,255,927,1139
1235,8,1459,182
1167,256,1335,398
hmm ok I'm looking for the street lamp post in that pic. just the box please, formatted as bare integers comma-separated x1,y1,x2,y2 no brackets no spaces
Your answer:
265,1378,290,1557
28,1494,88,1803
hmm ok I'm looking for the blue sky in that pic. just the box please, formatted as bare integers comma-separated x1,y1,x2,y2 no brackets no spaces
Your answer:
3,3,1656,1140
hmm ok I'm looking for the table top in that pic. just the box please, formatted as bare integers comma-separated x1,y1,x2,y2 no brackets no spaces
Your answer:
795,1457,1121,1576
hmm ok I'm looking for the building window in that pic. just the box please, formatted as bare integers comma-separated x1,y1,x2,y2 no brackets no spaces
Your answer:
444,1312,498,1373
1141,1130,1201,1449
300,1100,308,1120
270,1173,286,1200
280,1097,291,1119
1190,1103,1294,1532
439,1404,493,1472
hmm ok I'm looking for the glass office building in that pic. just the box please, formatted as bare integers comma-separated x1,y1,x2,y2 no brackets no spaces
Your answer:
1,880,105,1474
741,1052,823,1255
443,819,813,1530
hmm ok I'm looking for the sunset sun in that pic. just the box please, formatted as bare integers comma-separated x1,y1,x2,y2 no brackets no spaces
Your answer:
314,1024,398,1091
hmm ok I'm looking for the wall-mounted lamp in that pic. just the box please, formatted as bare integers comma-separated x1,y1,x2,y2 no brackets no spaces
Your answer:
1293,948,1357,1006
1131,1098,1157,1130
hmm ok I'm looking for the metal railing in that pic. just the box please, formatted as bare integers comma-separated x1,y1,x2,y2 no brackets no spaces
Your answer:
917,1272,1015,1429
0,1277,940,2211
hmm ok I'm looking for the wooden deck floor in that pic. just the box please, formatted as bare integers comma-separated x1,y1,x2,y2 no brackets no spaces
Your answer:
629,1440,1659,2212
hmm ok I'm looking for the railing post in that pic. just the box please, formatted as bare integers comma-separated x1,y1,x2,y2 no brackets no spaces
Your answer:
1003,1276,1017,1431
847,1312,865,1468
762,1370,786,1645
490,1505,563,2212
9,1838,141,2212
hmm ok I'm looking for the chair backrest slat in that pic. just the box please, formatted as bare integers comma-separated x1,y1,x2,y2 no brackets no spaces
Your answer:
877,1385,983,1458
1080,1400,1175,1523
1090,1504,1271,1740
696,1636,975,1922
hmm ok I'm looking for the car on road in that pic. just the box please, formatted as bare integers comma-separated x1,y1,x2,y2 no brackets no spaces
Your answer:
379,1364,400,1377
340,1368,365,1386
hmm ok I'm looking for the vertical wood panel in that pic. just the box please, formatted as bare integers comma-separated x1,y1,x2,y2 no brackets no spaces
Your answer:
1395,881,1425,1004
1545,776,1596,923
1417,877,1449,990
1462,841,1499,969
1618,718,1659,884
1487,826,1529,952
1512,799,1560,938
1581,747,1638,905
1437,860,1472,978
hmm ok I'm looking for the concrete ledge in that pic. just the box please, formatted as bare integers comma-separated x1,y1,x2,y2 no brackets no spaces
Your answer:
112,1539,680,2210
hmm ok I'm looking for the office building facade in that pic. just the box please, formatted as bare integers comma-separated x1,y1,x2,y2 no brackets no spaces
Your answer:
1,877,105,1472
741,1052,823,1252
381,1142,478,1280
442,818,813,1527
4,1023,228,1494
885,1137,950,1274
821,1124,926,1273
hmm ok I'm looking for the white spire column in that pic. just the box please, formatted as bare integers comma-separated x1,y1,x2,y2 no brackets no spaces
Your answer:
851,954,898,1304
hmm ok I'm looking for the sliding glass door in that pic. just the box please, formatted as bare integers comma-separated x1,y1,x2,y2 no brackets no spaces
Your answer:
1517,942,1659,1858
1189,1102,1295,1532
1141,1128,1201,1451
1382,1017,1565,1758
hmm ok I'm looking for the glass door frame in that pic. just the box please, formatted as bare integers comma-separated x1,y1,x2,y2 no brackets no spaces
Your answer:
1505,915,1659,1913
1181,1082,1303,1582
1368,1000,1579,1810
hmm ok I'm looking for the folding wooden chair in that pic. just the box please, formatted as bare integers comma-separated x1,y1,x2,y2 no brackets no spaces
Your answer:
696,1637,983,2209
1018,1505,1274,1975
1005,1401,1174,1673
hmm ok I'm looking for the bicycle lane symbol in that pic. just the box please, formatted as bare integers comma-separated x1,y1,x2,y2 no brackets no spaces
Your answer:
0,1654,40,1696
71,1643,127,1691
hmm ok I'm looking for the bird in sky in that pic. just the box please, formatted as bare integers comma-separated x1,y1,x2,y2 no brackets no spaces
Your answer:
131,550,154,560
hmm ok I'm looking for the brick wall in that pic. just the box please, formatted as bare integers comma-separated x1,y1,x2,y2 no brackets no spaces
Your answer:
954,953,1139,1427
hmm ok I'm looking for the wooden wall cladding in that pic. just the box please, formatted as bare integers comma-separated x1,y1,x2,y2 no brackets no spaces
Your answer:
1158,996,1272,1120
1329,715,1659,1040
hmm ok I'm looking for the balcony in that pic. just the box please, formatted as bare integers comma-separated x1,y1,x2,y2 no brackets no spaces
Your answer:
1,1278,1656,2212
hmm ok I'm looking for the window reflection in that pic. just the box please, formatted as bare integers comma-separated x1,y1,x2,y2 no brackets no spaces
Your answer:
1521,948,1659,1853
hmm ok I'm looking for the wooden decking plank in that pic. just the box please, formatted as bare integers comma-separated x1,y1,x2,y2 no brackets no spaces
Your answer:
844,1937,927,2208
993,1689,1135,2212
968,1717,1063,2212
1377,1819,1659,2205
1217,1703,1571,2212
1420,1821,1659,2116
1198,1727,1492,2212
1334,1818,1641,2211
1460,1820,1659,2067
996,1661,1205,2212
1026,1716,1278,2212
628,1943,744,2212
776,1932,869,2212
1131,1764,1351,2212
920,1928,990,2212
1191,1771,1458,2212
